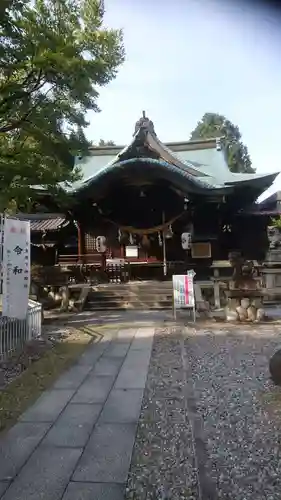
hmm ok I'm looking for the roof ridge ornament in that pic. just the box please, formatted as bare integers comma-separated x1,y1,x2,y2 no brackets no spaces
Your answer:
134,111,155,136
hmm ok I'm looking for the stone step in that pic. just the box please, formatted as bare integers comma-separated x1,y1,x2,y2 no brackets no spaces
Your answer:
89,289,173,296
95,282,173,291
86,299,172,310
84,280,174,311
264,300,281,306
92,288,173,295
87,303,173,311
88,292,173,300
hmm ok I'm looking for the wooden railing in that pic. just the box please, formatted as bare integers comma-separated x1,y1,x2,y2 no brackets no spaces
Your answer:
57,253,105,266
124,256,159,263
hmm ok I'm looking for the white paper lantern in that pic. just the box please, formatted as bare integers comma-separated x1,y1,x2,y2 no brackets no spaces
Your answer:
96,236,107,253
181,232,192,250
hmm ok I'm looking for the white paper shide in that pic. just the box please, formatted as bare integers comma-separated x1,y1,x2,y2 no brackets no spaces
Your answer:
2,218,30,319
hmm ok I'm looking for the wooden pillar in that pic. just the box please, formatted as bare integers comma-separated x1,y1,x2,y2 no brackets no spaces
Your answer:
77,222,82,263
162,211,167,277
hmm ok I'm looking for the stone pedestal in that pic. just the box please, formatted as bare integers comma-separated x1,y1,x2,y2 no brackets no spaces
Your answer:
262,249,281,302
225,254,265,322
225,288,264,323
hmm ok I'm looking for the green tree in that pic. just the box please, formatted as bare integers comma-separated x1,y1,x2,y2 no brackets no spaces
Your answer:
190,113,255,173
0,0,124,210
98,139,116,146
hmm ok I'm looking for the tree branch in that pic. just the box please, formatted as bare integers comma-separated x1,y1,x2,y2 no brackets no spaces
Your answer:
0,69,45,127
0,73,51,133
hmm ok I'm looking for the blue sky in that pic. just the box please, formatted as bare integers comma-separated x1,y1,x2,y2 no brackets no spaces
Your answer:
86,0,281,199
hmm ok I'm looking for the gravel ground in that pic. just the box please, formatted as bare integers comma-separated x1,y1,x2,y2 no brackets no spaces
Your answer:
126,323,281,500
185,324,281,500
126,327,199,499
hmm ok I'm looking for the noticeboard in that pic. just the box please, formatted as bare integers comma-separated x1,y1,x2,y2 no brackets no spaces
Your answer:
125,246,138,258
172,270,196,321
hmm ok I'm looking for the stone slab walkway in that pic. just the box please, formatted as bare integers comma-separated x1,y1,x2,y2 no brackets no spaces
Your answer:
2,321,281,500
0,326,154,500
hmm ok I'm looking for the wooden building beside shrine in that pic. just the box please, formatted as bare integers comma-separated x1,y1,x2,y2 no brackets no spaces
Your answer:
22,113,279,283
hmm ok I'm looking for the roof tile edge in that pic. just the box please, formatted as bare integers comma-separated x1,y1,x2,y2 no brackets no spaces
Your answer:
88,136,224,153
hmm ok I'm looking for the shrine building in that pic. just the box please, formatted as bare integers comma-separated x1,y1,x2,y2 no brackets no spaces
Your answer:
20,112,279,283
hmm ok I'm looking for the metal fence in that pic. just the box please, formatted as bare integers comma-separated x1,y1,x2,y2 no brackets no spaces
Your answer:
0,299,42,361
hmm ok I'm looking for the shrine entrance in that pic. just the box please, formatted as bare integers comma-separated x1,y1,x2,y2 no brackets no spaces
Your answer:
73,175,191,281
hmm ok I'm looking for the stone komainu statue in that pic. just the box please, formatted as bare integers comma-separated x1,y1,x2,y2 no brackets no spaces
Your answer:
267,226,281,249
228,251,257,289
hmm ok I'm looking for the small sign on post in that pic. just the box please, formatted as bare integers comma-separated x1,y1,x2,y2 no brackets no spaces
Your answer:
172,270,196,322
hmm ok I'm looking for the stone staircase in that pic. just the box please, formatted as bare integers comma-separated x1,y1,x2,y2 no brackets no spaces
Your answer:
86,281,173,311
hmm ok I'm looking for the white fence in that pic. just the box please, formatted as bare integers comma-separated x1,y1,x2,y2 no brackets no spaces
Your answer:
0,299,42,361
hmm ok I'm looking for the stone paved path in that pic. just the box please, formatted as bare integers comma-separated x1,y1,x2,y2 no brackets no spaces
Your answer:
0,326,154,500
2,321,281,500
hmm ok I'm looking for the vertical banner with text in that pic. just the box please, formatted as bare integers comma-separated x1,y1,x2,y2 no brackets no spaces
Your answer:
2,218,30,319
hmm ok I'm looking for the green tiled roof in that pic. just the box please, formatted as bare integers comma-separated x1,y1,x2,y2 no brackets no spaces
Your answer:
73,157,231,198
71,115,279,198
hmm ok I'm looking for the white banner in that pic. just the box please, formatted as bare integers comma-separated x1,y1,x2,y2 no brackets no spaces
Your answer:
2,218,30,319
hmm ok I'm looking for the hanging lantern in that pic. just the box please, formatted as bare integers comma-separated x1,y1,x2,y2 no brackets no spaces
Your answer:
158,231,162,247
181,232,192,250
129,233,134,245
142,234,150,248
96,236,107,253
164,224,173,239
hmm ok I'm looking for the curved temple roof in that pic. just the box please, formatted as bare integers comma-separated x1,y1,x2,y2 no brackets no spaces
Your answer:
70,112,279,200
74,157,232,199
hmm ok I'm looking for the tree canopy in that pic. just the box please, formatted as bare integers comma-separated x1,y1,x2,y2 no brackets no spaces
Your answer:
190,113,255,174
98,139,116,146
0,0,124,210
